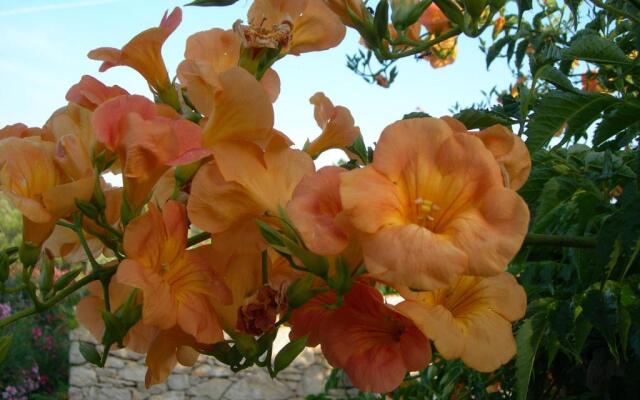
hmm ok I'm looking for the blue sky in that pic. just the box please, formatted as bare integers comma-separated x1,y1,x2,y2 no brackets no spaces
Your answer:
0,0,513,162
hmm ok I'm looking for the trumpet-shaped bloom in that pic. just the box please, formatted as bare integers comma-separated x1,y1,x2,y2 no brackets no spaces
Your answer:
66,75,129,111
0,123,44,140
0,137,94,245
442,117,532,190
188,139,314,236
116,201,230,344
303,92,360,159
88,8,181,93
419,3,450,34
144,328,201,387
245,0,346,55
92,95,204,209
396,272,526,372
198,67,275,148
287,166,350,256
178,28,280,109
340,118,529,290
320,282,431,393
324,0,367,28
424,36,458,68
289,290,337,346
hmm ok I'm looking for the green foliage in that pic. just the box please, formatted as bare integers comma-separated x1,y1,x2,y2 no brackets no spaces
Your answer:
0,195,21,249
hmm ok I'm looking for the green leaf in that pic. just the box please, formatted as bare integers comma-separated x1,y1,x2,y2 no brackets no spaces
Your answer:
486,36,510,67
273,336,308,374
185,0,239,6
515,317,547,400
563,33,632,66
516,0,533,21
346,133,369,164
79,342,102,366
0,335,12,365
594,100,640,147
525,90,618,152
402,111,432,120
581,289,620,360
454,108,513,129
537,65,577,93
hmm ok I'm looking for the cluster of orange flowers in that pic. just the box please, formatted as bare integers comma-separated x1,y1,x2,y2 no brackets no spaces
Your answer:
0,0,531,394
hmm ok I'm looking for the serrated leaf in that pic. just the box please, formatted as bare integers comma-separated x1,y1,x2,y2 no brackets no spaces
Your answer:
454,108,513,129
537,65,577,93
0,335,12,364
563,33,632,65
486,36,510,67
594,100,640,147
525,91,618,152
273,336,308,374
516,317,547,400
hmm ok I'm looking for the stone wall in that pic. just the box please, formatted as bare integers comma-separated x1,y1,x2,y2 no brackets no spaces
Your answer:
68,327,353,400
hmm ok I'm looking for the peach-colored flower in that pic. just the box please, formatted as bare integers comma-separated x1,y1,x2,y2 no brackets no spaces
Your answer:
66,75,129,111
340,118,529,290
441,117,532,190
0,137,94,245
88,8,181,94
287,166,350,256
189,225,264,331
46,104,97,158
196,67,276,148
92,95,205,210
419,3,450,34
76,277,158,353
396,272,526,372
178,28,280,108
188,139,314,237
0,123,45,140
144,328,201,387
324,0,367,28
320,282,431,393
423,36,458,68
289,290,337,347
303,92,360,159
116,201,230,343
244,0,346,55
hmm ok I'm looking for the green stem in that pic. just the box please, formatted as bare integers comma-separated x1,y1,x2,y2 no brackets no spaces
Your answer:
524,233,597,248
380,28,462,60
0,266,116,330
187,232,211,248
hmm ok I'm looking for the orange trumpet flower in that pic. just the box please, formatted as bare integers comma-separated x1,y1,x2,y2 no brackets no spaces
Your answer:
396,272,526,372
340,118,529,290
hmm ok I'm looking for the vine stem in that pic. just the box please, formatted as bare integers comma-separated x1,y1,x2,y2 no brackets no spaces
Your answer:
187,232,211,247
524,233,597,248
0,266,116,329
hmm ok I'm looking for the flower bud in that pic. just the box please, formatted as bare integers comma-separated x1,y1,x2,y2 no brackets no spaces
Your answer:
19,242,41,267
